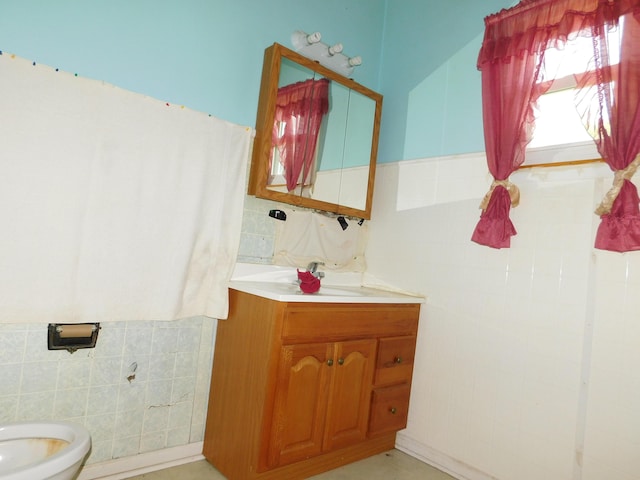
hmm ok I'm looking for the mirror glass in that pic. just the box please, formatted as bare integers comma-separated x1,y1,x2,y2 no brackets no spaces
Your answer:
248,43,382,219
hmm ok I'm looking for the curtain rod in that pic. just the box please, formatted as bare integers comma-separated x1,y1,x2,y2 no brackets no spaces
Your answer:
517,158,604,169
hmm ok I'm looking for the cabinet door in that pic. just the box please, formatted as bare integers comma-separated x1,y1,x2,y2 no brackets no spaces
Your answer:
268,342,333,468
323,339,377,451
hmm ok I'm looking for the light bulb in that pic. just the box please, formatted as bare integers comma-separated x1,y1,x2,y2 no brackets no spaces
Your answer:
328,43,343,56
307,32,322,44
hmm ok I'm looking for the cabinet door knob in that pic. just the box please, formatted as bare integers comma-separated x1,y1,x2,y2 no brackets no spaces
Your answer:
327,359,334,366
337,357,345,365
389,407,397,414
394,356,403,364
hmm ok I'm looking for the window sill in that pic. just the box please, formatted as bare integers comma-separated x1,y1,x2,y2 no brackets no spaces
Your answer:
522,141,601,168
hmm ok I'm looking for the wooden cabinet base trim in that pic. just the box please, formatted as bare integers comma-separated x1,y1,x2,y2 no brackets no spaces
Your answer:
204,432,397,480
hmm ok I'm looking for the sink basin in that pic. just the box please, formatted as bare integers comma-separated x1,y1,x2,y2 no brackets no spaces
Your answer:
228,280,423,304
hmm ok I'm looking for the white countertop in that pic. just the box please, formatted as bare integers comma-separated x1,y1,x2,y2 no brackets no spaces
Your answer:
229,263,425,304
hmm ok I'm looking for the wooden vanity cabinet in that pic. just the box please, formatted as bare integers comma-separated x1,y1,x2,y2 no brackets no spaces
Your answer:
203,289,420,480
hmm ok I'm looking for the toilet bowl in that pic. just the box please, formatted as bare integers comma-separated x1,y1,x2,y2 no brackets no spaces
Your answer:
0,421,91,480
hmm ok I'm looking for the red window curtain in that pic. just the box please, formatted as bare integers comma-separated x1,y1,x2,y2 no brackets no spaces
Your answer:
472,0,640,250
470,45,547,248
577,9,640,251
272,78,330,192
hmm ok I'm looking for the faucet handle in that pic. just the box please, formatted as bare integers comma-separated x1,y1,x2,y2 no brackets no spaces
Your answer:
306,261,325,278
306,261,324,271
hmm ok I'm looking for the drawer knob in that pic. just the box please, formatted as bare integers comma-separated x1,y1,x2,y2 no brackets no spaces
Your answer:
337,357,345,365
390,407,397,415
327,359,334,366
394,356,403,364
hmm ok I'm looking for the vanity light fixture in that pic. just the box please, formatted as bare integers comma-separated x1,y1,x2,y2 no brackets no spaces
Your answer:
291,30,362,77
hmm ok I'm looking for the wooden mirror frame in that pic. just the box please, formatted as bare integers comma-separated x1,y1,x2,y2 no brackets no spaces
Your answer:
248,43,383,220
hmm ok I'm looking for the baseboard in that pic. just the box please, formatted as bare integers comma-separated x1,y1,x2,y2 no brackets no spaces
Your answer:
77,442,205,480
395,433,496,480
78,435,491,480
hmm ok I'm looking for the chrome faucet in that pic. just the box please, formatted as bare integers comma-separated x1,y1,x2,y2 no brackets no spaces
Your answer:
306,261,325,278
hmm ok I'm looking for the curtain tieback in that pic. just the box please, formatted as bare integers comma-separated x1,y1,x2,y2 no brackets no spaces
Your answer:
479,178,520,211
595,154,640,216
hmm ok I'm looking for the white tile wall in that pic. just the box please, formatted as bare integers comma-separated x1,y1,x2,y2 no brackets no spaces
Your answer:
237,194,280,264
0,316,215,465
367,154,640,480
5,153,639,479
0,188,278,466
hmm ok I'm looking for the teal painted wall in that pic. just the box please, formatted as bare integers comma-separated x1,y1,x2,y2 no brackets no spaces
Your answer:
0,0,385,127
379,0,511,162
0,0,514,163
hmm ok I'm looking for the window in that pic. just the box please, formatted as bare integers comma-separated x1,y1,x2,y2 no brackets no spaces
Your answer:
524,24,622,166
529,87,593,148
524,80,600,166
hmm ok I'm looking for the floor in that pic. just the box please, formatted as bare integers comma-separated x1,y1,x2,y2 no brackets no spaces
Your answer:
126,449,456,480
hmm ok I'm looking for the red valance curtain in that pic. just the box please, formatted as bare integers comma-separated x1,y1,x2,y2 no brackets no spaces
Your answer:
472,0,640,251
272,78,330,192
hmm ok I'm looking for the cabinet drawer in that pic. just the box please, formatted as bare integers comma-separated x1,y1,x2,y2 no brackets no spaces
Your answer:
374,336,416,386
281,304,419,343
368,384,410,435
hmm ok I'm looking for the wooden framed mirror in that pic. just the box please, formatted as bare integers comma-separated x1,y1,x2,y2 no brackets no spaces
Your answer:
248,43,383,220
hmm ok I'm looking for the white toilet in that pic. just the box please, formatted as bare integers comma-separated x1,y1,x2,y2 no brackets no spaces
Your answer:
0,421,91,480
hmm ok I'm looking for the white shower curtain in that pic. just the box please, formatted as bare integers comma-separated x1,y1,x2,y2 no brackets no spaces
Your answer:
0,53,252,322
